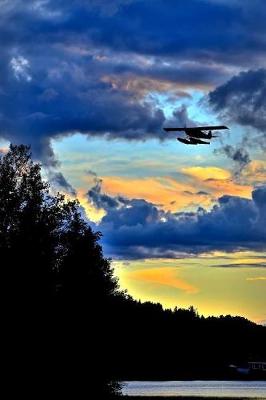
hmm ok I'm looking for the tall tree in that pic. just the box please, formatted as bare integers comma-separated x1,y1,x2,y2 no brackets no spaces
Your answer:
0,145,120,398
0,144,118,298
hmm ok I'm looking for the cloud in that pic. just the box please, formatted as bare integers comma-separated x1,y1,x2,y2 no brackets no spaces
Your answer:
165,104,197,129
128,267,199,294
209,69,266,150
93,174,218,212
87,172,128,210
88,180,266,259
181,166,252,199
70,0,266,64
0,48,165,164
243,160,266,185
197,191,209,196
1,0,266,164
246,276,266,280
102,75,193,99
2,0,265,64
88,0,136,16
10,55,32,81
182,166,231,181
48,171,76,196
0,146,8,155
214,144,251,181
84,164,253,220
214,263,266,268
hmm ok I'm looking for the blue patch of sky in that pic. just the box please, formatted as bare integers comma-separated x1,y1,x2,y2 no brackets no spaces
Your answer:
52,90,257,188
53,135,227,187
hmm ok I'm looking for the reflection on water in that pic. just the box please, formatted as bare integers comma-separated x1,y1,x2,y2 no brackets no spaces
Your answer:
123,380,266,398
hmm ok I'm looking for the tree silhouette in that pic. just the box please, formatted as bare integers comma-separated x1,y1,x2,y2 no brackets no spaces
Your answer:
0,144,121,398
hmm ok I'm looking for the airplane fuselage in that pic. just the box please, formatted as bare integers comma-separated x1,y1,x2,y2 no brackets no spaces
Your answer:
185,129,211,139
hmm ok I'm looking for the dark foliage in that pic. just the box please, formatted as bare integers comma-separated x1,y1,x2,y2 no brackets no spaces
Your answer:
0,145,120,398
108,297,266,380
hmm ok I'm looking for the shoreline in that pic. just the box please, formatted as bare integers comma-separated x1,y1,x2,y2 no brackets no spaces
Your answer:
123,397,266,399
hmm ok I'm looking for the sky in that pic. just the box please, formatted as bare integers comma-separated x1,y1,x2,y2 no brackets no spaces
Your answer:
1,0,266,323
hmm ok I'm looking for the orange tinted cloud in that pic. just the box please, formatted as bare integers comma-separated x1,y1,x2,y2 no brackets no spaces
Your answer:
129,267,199,294
101,169,252,213
182,166,231,181
181,166,252,199
76,188,106,222
79,165,252,218
202,178,251,198
0,147,8,154
242,160,266,184
101,75,211,98
114,255,266,321
102,176,212,211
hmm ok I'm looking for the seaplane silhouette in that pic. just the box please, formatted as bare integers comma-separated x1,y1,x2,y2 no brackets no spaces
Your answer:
163,125,229,145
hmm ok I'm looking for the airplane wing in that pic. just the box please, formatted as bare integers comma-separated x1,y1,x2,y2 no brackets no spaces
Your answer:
164,125,228,132
191,125,228,131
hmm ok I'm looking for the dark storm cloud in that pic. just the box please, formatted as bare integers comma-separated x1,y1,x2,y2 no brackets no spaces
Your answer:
48,171,77,196
87,170,129,210
183,190,209,196
209,69,266,145
214,144,251,180
213,263,266,268
1,0,265,62
0,49,165,162
222,146,250,167
197,191,209,196
56,0,266,62
166,105,197,129
91,183,266,259
1,0,266,163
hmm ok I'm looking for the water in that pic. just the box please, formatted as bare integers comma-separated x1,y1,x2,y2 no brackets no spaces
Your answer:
122,380,266,398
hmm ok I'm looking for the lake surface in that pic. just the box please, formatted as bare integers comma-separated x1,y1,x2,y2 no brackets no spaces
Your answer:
122,381,266,398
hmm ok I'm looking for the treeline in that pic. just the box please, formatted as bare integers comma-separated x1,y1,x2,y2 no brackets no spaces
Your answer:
1,145,265,398
107,296,266,380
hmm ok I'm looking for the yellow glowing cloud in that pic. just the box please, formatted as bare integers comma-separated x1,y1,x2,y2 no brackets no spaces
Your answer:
113,254,266,322
203,178,251,198
246,277,266,281
101,172,252,213
234,257,266,265
76,188,106,223
80,164,252,218
128,267,199,294
182,166,231,181
101,176,212,211
181,166,252,199
242,160,266,184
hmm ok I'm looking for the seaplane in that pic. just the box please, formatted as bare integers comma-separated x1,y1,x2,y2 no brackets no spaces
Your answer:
163,125,229,145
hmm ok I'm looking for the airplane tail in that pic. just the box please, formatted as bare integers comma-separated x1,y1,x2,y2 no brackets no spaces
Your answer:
207,131,218,139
